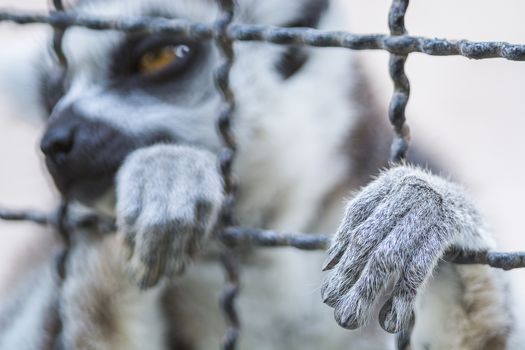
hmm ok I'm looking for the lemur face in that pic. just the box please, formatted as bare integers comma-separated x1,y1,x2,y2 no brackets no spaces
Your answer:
38,0,329,204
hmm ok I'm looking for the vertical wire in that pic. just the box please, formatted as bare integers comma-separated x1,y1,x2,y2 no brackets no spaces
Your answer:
51,0,67,69
48,1,70,349
213,1,241,349
389,3,415,347
388,0,411,162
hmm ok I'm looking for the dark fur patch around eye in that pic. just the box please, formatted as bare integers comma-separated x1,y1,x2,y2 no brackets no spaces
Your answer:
109,32,202,88
274,0,329,80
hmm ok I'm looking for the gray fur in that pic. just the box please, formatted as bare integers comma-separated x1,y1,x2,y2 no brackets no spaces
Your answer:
321,165,495,334
116,144,224,288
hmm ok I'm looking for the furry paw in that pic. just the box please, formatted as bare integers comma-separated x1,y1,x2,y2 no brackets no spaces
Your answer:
321,165,491,333
116,144,223,288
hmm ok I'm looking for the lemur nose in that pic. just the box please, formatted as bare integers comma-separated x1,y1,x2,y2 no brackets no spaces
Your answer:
40,124,75,164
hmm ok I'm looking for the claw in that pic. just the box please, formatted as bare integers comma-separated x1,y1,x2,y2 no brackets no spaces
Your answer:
322,248,344,271
334,304,361,330
379,299,399,333
321,288,339,308
379,297,414,334
320,274,343,308
135,262,162,290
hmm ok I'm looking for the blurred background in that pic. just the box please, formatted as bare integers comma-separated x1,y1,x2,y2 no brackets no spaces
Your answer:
0,0,524,311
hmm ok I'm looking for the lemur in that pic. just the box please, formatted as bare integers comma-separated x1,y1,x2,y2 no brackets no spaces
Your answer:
0,0,519,349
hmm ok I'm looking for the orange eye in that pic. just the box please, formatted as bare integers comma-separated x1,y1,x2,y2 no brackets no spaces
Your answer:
138,44,191,75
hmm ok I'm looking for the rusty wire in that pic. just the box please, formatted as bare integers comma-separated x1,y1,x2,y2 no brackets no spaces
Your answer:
2,1,525,350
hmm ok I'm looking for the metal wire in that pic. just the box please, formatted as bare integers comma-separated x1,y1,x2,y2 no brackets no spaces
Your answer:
388,0,410,162
44,1,70,348
50,1,67,68
387,2,413,346
213,1,241,349
3,208,525,271
0,208,51,225
3,11,525,61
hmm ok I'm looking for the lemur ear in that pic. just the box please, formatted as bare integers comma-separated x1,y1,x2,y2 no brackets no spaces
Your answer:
285,0,329,28
48,0,88,11
275,0,328,80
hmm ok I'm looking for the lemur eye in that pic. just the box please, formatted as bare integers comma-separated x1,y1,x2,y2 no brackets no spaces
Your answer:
111,35,201,85
136,43,194,76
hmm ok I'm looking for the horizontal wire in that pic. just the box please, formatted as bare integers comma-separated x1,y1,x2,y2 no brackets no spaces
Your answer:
2,11,525,60
2,207,525,270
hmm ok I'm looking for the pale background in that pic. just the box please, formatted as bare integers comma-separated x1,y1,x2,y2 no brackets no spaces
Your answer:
0,0,524,311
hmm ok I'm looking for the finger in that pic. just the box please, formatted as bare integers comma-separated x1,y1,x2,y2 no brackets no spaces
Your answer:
131,253,164,290
324,169,428,271
163,217,207,277
130,223,174,289
332,236,407,330
194,199,213,228
188,199,212,256
164,225,192,277
116,184,145,261
379,226,446,333
117,230,136,261
321,227,381,308
186,232,203,259
332,196,442,329
323,176,397,270
322,192,415,306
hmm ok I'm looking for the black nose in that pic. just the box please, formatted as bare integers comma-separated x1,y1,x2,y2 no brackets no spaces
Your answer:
40,123,75,164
